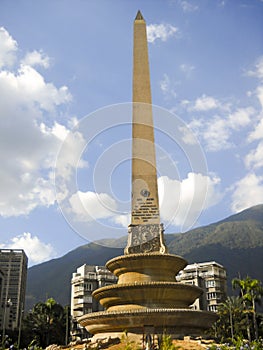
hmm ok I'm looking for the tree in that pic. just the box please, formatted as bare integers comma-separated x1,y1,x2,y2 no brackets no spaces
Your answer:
214,296,246,342
22,298,67,348
232,276,263,340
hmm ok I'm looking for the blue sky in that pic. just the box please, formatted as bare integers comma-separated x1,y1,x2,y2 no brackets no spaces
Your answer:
0,0,262,266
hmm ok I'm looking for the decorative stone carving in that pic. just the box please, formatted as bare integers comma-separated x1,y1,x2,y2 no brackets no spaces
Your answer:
124,223,167,254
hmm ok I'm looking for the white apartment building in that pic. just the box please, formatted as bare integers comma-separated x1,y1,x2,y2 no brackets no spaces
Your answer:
71,264,117,339
177,261,227,312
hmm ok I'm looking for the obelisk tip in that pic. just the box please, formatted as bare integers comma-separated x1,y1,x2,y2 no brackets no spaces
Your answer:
135,10,144,21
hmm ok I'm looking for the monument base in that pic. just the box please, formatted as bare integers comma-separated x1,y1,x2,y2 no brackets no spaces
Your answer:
79,308,217,338
78,254,218,339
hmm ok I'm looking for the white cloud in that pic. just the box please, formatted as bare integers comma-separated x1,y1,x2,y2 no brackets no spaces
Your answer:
188,115,231,151
256,85,263,108
178,1,199,12
0,28,87,217
69,191,118,222
158,173,221,230
242,57,263,171
192,94,220,111
180,63,195,77
66,172,222,231
248,117,263,142
0,64,71,112
112,214,130,228
22,50,50,68
231,173,263,213
0,233,57,265
0,27,17,68
178,125,198,145
147,23,178,43
247,56,263,80
246,56,263,107
228,107,254,129
187,106,255,152
160,74,177,98
245,141,263,169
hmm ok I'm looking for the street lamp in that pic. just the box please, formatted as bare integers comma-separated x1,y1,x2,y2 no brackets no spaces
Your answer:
2,299,12,349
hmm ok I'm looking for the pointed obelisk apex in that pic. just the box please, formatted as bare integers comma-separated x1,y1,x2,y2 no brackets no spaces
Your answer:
135,10,144,21
125,12,167,255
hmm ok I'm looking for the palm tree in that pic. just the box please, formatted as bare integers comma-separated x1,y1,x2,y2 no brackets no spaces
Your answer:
232,276,263,340
216,296,245,342
22,298,66,347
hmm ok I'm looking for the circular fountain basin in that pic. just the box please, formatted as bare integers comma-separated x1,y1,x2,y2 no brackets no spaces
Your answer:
93,282,202,311
79,308,218,337
106,253,187,283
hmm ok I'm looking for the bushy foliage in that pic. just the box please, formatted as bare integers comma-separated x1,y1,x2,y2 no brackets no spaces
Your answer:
208,276,263,347
20,298,69,348
159,334,178,350
206,337,263,350
121,332,140,350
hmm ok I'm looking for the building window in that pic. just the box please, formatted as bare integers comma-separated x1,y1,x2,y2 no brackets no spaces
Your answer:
76,284,84,292
206,280,215,288
84,296,92,303
207,292,218,300
208,305,217,312
83,307,92,314
84,282,93,291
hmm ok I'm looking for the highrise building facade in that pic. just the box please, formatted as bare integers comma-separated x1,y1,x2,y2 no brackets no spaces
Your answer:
0,268,4,297
0,249,28,332
177,261,227,312
71,264,117,339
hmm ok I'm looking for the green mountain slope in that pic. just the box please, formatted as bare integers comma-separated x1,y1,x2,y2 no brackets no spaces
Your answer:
26,204,263,310
26,243,123,310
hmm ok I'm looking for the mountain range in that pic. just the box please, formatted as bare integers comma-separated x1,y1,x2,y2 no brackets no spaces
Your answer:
26,204,263,310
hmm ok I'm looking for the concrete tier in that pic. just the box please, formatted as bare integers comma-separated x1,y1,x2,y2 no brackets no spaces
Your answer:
80,253,218,337
93,282,203,311
106,253,187,283
79,308,218,337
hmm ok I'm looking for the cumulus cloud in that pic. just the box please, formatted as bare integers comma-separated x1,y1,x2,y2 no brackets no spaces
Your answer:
178,125,198,145
178,0,199,12
67,172,221,231
187,106,255,151
192,94,221,111
180,63,195,77
244,57,263,170
160,74,177,98
0,28,86,217
112,214,130,228
22,50,50,68
247,56,263,80
256,85,263,108
69,191,118,222
245,141,263,170
158,172,221,230
0,233,57,266
0,64,71,112
147,23,178,43
0,27,17,68
231,173,263,213
248,118,263,142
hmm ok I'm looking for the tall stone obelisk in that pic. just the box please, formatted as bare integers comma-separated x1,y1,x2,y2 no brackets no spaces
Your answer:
125,11,166,254
79,12,218,339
